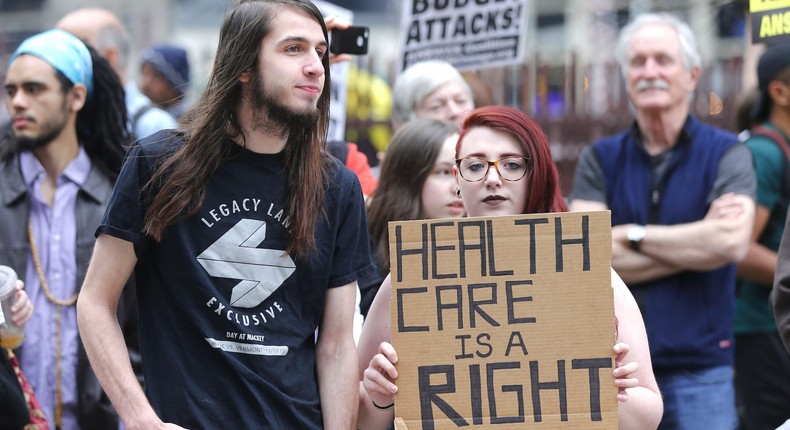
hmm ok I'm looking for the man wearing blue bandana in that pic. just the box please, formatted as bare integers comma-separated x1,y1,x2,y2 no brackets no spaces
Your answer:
1,29,141,430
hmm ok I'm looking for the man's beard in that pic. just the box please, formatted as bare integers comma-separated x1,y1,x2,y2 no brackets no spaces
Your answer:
14,119,66,152
250,72,320,136
12,97,69,152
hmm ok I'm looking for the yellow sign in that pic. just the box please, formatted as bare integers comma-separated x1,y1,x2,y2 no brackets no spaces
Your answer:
751,1,790,43
751,0,790,13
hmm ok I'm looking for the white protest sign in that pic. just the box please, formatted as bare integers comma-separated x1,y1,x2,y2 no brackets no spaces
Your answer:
314,0,352,142
398,0,529,72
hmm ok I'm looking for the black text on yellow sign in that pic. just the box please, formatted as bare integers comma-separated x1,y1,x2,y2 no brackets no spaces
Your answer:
751,5,790,44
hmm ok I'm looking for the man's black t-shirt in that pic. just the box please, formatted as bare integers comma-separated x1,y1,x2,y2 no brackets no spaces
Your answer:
98,131,375,429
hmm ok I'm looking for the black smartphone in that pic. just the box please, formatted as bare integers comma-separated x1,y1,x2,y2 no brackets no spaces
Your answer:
330,26,369,55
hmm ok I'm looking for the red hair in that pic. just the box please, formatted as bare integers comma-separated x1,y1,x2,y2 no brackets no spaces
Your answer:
456,105,567,214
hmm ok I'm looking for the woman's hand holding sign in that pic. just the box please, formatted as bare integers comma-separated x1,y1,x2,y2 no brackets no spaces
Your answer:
613,342,640,402
363,342,399,408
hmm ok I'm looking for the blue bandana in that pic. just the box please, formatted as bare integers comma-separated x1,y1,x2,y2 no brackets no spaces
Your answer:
10,29,93,98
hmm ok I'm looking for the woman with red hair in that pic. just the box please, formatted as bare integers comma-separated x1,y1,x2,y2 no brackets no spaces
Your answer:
357,106,663,430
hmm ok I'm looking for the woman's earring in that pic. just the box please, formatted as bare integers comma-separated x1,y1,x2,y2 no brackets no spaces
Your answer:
456,188,461,198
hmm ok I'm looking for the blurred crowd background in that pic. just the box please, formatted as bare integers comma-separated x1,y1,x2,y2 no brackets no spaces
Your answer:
0,0,758,194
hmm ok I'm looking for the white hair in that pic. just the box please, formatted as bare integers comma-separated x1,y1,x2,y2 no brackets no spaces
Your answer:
615,12,701,77
391,60,473,127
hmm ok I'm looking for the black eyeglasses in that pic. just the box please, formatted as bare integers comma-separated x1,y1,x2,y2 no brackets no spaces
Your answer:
455,156,531,182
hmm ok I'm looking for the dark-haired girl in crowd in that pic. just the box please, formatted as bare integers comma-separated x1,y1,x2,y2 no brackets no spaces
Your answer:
358,118,464,317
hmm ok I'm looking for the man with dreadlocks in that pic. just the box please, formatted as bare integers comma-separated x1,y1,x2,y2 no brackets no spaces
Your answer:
77,0,375,429
0,29,141,430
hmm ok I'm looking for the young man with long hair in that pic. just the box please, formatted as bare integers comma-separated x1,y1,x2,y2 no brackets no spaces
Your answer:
76,1,374,428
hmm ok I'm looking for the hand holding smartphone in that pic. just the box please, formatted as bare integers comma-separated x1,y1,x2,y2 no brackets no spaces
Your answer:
330,26,369,55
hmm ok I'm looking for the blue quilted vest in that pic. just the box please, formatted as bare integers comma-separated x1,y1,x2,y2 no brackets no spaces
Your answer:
594,117,739,369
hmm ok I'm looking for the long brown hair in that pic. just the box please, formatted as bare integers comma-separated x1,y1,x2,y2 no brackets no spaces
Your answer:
142,0,331,258
367,119,459,271
457,106,567,214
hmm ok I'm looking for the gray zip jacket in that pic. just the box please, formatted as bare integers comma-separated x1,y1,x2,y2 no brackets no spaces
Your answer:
0,155,141,430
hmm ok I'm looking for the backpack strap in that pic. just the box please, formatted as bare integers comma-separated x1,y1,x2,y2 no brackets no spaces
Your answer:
751,125,790,208
131,103,155,133
752,125,790,161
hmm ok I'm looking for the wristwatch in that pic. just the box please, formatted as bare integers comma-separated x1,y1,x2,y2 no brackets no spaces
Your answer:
627,225,646,252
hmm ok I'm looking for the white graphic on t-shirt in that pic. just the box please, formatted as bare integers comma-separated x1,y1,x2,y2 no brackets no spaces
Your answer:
197,218,295,308
204,337,288,356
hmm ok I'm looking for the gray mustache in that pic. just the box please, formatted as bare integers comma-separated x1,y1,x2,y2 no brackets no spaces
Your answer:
635,79,670,91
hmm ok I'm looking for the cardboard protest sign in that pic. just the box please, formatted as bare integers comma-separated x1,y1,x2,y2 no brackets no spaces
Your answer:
397,0,529,71
750,0,790,44
389,211,617,429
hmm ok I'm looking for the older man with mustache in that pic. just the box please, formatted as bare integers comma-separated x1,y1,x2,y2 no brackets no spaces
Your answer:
569,13,755,430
